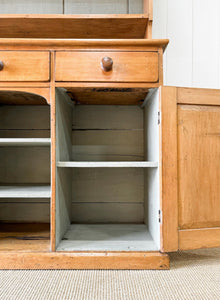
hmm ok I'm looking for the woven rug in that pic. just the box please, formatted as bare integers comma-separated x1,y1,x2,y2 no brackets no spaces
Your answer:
0,248,219,300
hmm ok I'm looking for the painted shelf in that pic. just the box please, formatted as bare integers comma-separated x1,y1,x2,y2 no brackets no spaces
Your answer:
0,14,150,39
0,185,51,198
0,138,51,146
57,161,158,168
56,224,158,251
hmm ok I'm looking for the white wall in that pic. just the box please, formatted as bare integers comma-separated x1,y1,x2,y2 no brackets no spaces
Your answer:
153,0,220,88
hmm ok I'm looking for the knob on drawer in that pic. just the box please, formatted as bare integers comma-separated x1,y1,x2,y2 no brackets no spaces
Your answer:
101,57,113,72
0,61,4,71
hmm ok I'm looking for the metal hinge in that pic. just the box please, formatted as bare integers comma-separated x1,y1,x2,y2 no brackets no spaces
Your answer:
158,210,162,223
158,111,161,125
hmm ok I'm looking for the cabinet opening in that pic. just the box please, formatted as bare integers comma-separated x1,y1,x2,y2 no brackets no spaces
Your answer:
0,91,51,252
55,88,160,252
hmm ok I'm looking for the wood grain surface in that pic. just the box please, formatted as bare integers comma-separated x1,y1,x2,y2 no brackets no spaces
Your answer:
0,251,169,270
55,51,159,83
0,51,50,82
178,105,220,230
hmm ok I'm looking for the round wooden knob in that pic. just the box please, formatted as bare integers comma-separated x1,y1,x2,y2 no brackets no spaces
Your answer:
101,57,113,72
0,61,4,71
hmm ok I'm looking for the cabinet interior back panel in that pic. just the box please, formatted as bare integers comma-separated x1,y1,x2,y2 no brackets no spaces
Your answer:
0,0,143,14
0,106,50,132
0,147,50,183
0,0,63,13
72,105,144,162
0,105,50,183
71,168,144,223
0,105,50,223
71,105,144,223
65,0,127,14
0,201,50,223
129,0,143,14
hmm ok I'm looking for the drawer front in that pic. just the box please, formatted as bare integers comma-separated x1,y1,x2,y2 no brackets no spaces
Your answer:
0,51,50,81
55,52,159,83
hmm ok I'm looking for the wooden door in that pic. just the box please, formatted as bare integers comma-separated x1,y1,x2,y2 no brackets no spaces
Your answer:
160,86,220,252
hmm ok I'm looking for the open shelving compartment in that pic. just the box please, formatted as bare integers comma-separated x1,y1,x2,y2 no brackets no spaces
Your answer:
0,91,51,252
55,87,161,252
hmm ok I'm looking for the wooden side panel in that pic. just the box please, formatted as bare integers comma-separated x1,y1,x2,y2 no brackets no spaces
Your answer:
143,0,153,18
179,228,220,250
160,86,178,252
64,0,127,14
178,105,220,230
0,251,169,270
0,0,63,14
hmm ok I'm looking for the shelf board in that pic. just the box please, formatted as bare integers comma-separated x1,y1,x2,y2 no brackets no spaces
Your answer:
57,224,158,251
0,14,149,39
0,223,50,252
57,161,158,168
0,138,51,146
0,185,51,198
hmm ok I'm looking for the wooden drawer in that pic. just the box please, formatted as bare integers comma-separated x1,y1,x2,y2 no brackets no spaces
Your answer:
0,51,50,81
55,51,159,83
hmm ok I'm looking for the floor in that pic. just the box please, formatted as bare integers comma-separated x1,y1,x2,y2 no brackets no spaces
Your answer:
0,248,219,299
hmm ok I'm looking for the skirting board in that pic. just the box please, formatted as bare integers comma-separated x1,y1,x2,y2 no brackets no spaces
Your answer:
0,252,169,270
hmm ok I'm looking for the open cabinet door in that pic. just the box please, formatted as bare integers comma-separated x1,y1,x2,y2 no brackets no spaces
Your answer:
160,86,220,252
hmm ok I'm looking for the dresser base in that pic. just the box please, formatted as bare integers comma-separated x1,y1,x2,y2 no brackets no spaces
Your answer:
0,251,169,270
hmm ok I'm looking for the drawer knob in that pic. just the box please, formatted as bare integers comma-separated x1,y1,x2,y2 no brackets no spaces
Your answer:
0,61,4,71
101,57,113,72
